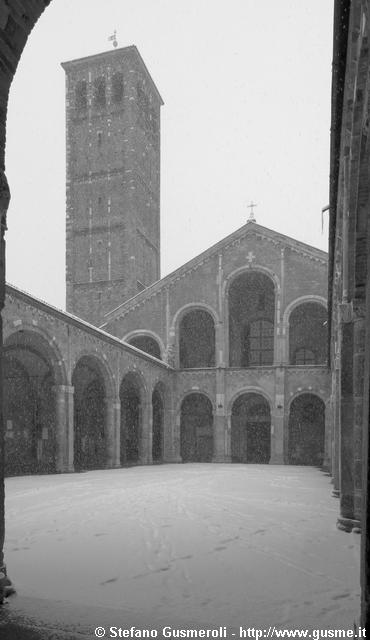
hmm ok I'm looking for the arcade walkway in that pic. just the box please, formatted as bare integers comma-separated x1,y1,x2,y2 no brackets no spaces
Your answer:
2,465,360,637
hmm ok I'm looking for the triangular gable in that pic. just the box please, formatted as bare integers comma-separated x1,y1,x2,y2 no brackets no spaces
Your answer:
100,221,327,327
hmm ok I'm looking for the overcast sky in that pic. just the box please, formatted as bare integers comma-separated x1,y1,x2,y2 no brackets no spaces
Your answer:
5,1,333,310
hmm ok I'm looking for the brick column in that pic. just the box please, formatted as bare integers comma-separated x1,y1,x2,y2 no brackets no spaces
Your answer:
323,398,332,472
113,400,121,468
174,408,182,462
164,406,181,462
353,306,366,524
213,368,230,462
139,398,152,465
104,396,116,469
331,338,341,497
338,308,358,531
270,368,285,464
53,384,74,473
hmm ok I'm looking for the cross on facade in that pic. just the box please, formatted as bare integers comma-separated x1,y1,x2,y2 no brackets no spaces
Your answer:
246,251,256,265
247,201,257,223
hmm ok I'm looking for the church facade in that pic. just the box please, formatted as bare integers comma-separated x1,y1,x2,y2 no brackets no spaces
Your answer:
1,45,330,476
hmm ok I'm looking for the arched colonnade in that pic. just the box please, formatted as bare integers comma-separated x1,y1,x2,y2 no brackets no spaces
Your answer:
3,328,171,475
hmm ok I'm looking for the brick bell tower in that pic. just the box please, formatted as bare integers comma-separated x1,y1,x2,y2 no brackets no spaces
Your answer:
62,45,163,326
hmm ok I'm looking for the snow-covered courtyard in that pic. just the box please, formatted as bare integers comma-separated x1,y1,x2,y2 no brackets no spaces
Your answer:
3,464,360,633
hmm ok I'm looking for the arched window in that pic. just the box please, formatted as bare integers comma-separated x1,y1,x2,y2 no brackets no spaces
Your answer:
94,76,106,108
112,72,124,103
128,335,161,360
179,309,215,368
229,271,275,367
75,80,87,111
289,302,327,365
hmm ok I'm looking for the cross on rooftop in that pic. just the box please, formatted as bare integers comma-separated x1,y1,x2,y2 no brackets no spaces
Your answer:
108,30,118,48
247,201,257,223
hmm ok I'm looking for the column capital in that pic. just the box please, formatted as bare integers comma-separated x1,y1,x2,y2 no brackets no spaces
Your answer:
52,384,74,394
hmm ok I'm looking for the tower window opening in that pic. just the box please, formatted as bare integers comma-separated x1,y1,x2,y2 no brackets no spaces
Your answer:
97,131,102,147
75,80,87,111
94,77,106,108
112,72,124,103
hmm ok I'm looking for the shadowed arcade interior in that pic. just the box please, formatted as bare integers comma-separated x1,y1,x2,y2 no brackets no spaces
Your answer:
229,272,275,367
288,393,325,466
180,393,213,462
231,393,271,463
3,331,56,476
120,373,142,465
72,356,107,471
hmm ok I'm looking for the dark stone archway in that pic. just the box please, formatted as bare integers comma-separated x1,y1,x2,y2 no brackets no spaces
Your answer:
229,272,275,367
3,333,56,476
72,357,108,471
179,309,215,368
180,393,213,462
288,394,325,466
120,374,143,465
231,393,271,463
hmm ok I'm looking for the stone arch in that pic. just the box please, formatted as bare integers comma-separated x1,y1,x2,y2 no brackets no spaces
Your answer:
71,349,115,398
4,324,67,386
230,391,271,463
119,370,147,465
123,330,164,360
288,393,325,466
176,388,216,416
283,295,327,325
227,386,273,414
225,268,277,367
287,300,328,365
171,302,220,328
152,381,166,463
3,328,62,475
180,392,214,462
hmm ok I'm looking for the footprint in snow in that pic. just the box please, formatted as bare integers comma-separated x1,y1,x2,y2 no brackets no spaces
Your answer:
252,529,266,535
220,536,239,543
214,546,227,552
100,577,119,585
